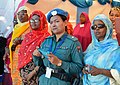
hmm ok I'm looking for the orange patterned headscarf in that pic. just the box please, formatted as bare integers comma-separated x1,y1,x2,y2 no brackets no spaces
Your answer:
66,13,73,35
18,10,50,70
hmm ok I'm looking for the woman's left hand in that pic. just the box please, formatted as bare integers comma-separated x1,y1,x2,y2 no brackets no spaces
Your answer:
89,66,101,76
13,37,21,45
26,71,35,81
47,53,61,66
26,66,39,81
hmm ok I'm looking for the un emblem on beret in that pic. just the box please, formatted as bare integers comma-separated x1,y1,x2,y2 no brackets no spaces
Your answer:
51,11,57,16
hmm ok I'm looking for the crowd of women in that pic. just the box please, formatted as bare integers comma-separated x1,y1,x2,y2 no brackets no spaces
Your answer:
0,5,120,85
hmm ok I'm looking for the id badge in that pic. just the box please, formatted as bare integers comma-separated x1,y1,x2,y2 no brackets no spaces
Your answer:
80,24,84,27
45,67,53,78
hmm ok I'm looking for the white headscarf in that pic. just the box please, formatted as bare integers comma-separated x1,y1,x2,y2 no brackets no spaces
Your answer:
16,6,29,24
17,6,28,13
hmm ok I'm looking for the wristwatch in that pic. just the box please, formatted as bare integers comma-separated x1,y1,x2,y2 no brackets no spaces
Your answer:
57,60,62,66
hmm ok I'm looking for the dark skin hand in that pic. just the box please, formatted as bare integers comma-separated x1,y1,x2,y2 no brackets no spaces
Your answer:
89,66,102,76
13,37,22,45
26,66,39,81
83,65,113,78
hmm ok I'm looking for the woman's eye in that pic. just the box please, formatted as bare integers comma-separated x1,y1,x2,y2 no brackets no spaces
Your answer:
50,21,53,24
56,21,59,22
115,15,119,17
110,14,113,16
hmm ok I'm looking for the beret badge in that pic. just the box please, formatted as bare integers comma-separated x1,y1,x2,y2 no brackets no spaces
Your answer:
51,11,57,16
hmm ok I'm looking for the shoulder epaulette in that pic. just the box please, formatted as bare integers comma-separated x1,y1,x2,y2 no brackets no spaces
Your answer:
67,35,78,41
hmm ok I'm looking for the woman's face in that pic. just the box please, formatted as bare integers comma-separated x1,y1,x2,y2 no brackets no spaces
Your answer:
17,10,28,23
109,9,120,27
92,20,107,41
50,15,67,35
30,15,40,30
80,14,86,24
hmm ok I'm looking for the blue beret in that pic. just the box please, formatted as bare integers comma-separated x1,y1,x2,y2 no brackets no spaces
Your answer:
98,0,107,5
47,8,68,23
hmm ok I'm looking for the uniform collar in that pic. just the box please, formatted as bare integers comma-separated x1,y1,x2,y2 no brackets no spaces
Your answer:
53,32,68,42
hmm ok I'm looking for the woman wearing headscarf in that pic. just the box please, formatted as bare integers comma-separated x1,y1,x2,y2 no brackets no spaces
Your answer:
109,7,120,45
9,6,30,85
83,14,120,85
73,12,92,52
66,13,73,35
18,10,50,85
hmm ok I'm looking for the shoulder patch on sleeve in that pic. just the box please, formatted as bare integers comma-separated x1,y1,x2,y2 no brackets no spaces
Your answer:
67,35,78,41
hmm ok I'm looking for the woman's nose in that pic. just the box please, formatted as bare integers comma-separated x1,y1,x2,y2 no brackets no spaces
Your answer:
112,16,115,20
52,22,56,27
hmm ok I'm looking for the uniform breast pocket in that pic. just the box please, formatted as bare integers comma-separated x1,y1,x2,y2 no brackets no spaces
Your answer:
56,46,70,59
41,44,50,51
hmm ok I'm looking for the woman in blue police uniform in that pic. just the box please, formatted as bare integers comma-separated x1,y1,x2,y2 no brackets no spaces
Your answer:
33,8,83,85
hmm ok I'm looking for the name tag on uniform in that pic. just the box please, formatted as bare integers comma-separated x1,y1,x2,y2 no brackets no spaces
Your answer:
45,67,53,78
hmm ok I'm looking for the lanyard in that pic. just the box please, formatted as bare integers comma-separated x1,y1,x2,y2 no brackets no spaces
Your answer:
48,34,67,54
